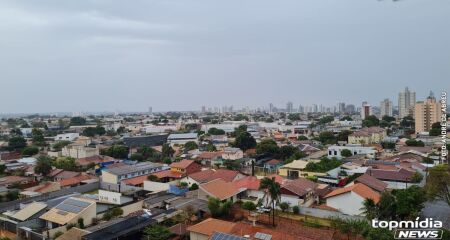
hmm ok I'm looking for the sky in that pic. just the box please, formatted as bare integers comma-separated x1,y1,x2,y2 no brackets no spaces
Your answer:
0,0,449,113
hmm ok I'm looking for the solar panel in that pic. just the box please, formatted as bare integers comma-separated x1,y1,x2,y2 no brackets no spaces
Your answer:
255,232,272,240
57,210,68,216
56,204,83,213
210,232,247,240
65,198,91,208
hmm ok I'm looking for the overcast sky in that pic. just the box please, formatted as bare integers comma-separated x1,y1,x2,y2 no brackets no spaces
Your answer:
0,0,449,113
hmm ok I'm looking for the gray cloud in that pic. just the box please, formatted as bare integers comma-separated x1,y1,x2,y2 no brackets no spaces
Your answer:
0,0,449,113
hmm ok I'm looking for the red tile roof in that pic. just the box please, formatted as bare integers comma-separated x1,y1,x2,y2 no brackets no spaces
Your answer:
355,174,387,192
325,183,381,203
187,218,236,236
122,175,151,186
151,170,183,179
232,176,260,190
200,179,241,200
59,174,96,187
281,178,317,197
76,155,114,166
367,168,415,182
189,169,241,183
170,159,195,169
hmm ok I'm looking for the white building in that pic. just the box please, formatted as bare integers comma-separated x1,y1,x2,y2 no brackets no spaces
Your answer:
327,145,376,159
222,147,244,160
398,87,416,119
54,133,79,141
167,133,198,145
325,183,380,216
379,98,393,117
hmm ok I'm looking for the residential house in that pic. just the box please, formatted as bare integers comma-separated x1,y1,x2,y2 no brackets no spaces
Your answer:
222,147,244,160
280,178,318,207
196,151,223,166
101,162,165,184
198,179,244,202
348,127,386,145
351,174,387,192
167,133,198,145
61,144,99,159
325,183,381,216
187,218,236,240
55,133,79,141
278,160,326,179
327,145,377,159
263,159,283,172
49,169,81,181
182,169,246,186
40,197,96,238
0,176,33,188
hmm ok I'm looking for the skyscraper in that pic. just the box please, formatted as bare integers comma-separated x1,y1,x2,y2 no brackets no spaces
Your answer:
286,101,293,113
379,98,393,118
148,107,152,114
398,87,416,119
361,102,372,119
414,92,442,134
338,102,346,113
269,103,274,114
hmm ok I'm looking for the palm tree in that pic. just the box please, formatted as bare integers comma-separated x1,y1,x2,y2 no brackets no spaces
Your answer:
361,198,378,220
259,177,281,226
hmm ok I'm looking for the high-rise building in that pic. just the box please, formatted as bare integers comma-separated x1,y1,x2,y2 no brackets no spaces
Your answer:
379,99,393,118
338,102,346,113
286,101,293,113
148,107,152,114
298,105,304,114
414,92,442,134
269,103,274,114
345,104,355,114
398,87,416,119
361,102,372,119
312,104,318,113
201,106,206,113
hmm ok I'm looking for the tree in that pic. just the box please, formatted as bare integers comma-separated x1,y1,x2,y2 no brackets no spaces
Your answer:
207,198,232,217
297,135,308,141
256,139,279,156
54,157,78,171
142,225,172,240
337,130,353,142
259,177,281,226
429,122,441,136
22,146,39,156
361,198,377,220
405,139,424,147
318,131,337,144
184,141,198,151
318,116,334,125
207,127,225,135
426,164,450,206
279,202,290,212
340,116,353,121
103,207,123,220
242,201,256,213
234,131,256,151
102,145,129,159
382,115,396,123
411,172,423,183
205,143,217,152
292,206,300,214
130,153,144,161
8,136,27,150
6,190,19,201
189,183,199,191
304,157,342,173
77,218,85,229
52,140,71,151
35,156,53,176
362,115,380,127
82,126,106,137
32,128,46,146
341,149,352,158
147,175,159,181
70,117,86,126
162,143,175,158
400,116,414,129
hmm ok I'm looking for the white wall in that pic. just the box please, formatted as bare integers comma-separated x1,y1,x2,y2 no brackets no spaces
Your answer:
143,181,170,193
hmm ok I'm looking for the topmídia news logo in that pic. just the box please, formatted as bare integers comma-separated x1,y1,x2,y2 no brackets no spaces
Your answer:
372,218,444,239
